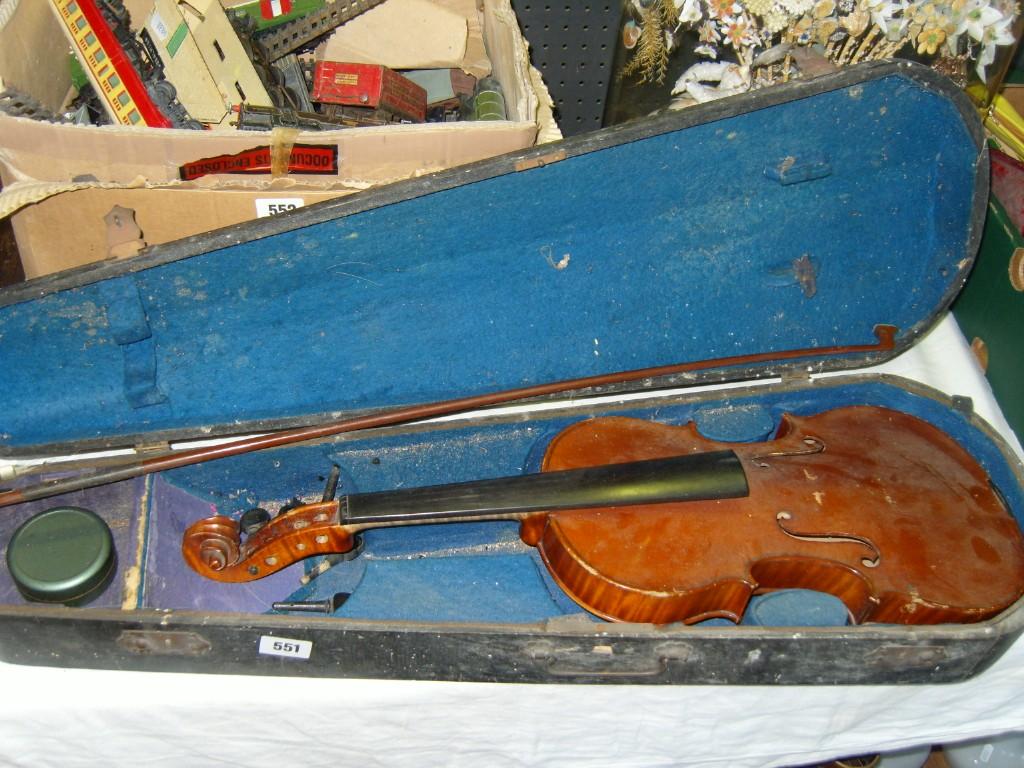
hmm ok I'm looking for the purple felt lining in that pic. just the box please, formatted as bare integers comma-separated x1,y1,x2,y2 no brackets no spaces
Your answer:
142,475,306,613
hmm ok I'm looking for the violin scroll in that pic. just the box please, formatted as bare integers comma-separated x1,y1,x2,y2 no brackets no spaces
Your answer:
182,516,241,574
182,500,350,582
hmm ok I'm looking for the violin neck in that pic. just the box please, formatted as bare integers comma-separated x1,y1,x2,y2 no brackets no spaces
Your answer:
340,450,750,529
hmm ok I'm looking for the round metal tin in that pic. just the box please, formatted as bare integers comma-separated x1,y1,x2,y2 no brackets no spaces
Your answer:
6,506,116,605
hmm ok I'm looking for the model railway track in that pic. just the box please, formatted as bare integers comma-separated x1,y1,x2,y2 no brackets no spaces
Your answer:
0,89,60,122
255,0,389,60
237,102,393,130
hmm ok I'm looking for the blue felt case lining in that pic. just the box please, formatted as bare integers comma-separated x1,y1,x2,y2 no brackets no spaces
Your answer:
0,68,982,453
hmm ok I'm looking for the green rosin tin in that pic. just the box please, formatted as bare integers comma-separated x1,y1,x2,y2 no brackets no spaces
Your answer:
6,506,116,605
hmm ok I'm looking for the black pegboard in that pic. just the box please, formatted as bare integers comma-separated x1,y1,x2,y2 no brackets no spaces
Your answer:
510,2,623,136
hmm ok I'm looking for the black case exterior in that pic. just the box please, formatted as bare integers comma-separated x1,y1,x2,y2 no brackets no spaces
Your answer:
1,61,1021,684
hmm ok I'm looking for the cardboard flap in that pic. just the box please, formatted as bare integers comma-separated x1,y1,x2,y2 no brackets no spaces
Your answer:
0,62,986,454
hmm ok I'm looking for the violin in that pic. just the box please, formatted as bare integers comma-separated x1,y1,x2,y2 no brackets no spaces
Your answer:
182,405,1024,626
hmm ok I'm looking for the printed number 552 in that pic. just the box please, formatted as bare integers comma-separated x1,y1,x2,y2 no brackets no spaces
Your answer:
266,203,297,215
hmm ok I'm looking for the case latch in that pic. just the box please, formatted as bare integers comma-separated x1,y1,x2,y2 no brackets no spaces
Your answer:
524,639,693,677
117,629,212,656
866,643,948,668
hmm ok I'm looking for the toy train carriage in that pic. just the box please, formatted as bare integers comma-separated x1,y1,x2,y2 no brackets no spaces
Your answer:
49,0,196,128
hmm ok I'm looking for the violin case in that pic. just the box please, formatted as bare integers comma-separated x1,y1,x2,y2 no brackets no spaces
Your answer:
0,59,1019,684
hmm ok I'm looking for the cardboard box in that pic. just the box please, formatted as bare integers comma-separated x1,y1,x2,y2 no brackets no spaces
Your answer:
0,0,559,277
9,186,349,279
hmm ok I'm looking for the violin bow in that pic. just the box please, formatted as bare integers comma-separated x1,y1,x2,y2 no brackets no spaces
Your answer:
0,325,898,509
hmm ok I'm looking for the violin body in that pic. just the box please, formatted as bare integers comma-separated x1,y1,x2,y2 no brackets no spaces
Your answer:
523,407,1024,625
183,405,1024,626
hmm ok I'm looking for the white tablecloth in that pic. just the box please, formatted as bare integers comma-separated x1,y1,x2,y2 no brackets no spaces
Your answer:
1,315,1022,768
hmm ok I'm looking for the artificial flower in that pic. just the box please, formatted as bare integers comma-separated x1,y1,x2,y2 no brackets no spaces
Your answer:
789,13,815,40
622,19,643,48
815,16,841,40
813,0,838,16
722,13,760,45
962,0,1006,39
708,0,742,19
916,24,947,51
865,0,905,33
746,0,778,15
842,6,872,33
698,18,723,40
763,8,793,28
780,0,815,13
976,12,1016,78
678,0,705,25
621,0,1017,103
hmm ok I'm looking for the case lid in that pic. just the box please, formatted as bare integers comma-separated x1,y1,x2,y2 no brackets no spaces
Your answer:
0,61,987,455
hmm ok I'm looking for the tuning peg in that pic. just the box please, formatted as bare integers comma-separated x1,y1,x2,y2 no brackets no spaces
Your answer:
272,592,350,614
321,464,341,502
239,507,271,536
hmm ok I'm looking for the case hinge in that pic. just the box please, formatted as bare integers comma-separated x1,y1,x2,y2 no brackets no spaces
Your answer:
780,368,813,385
515,149,567,172
134,440,173,454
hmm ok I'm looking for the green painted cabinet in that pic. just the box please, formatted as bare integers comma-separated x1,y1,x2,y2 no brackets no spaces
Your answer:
953,196,1024,442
